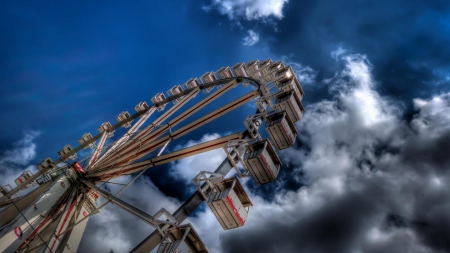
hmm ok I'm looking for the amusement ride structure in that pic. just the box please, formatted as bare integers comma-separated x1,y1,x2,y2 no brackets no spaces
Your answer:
0,59,305,253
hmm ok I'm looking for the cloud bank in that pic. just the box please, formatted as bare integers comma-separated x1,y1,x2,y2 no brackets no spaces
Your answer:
204,0,289,20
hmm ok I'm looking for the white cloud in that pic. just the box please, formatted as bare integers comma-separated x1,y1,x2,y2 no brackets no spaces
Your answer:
411,93,450,135
204,0,289,20
242,29,260,46
0,131,41,189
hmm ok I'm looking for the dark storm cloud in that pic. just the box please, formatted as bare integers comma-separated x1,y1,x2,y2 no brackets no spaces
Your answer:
202,0,450,106
214,53,450,253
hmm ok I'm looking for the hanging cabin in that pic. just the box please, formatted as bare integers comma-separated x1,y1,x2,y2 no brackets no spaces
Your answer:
157,224,209,253
207,177,252,230
200,72,217,93
265,111,298,150
243,139,282,185
275,90,304,122
167,85,185,104
151,93,167,111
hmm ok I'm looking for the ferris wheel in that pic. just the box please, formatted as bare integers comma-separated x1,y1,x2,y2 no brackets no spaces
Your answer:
0,59,305,253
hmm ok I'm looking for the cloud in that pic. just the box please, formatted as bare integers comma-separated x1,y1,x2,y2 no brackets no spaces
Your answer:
213,52,450,253
204,0,289,21
242,30,260,46
0,131,41,188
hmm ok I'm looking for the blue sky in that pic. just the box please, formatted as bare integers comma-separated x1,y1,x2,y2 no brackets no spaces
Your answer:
1,1,450,252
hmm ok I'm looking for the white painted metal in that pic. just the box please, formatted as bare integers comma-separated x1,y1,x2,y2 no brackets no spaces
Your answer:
243,139,282,185
265,111,298,150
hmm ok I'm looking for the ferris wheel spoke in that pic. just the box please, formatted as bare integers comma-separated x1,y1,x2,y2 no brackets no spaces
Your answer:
90,88,201,170
95,90,257,171
85,132,108,170
93,81,238,170
95,80,237,168
91,106,157,168
86,132,244,180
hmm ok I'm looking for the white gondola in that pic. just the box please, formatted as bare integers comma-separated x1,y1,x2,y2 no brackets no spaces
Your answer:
183,78,200,90
117,111,132,128
14,170,34,189
265,66,293,84
58,144,78,161
246,60,261,80
0,184,12,197
275,90,304,122
134,101,149,113
158,224,209,253
98,121,114,138
216,67,233,89
151,93,167,112
78,133,95,149
265,111,298,150
257,59,273,76
261,61,284,78
167,85,184,104
37,157,53,171
207,177,252,230
217,66,234,79
232,62,248,77
200,72,217,93
277,77,305,101
243,139,282,185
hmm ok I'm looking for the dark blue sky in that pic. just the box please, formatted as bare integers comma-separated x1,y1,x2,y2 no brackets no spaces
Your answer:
1,1,450,252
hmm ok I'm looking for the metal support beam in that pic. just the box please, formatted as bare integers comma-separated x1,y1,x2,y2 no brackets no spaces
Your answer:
87,132,244,180
129,116,261,253
81,180,177,229
98,90,257,170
